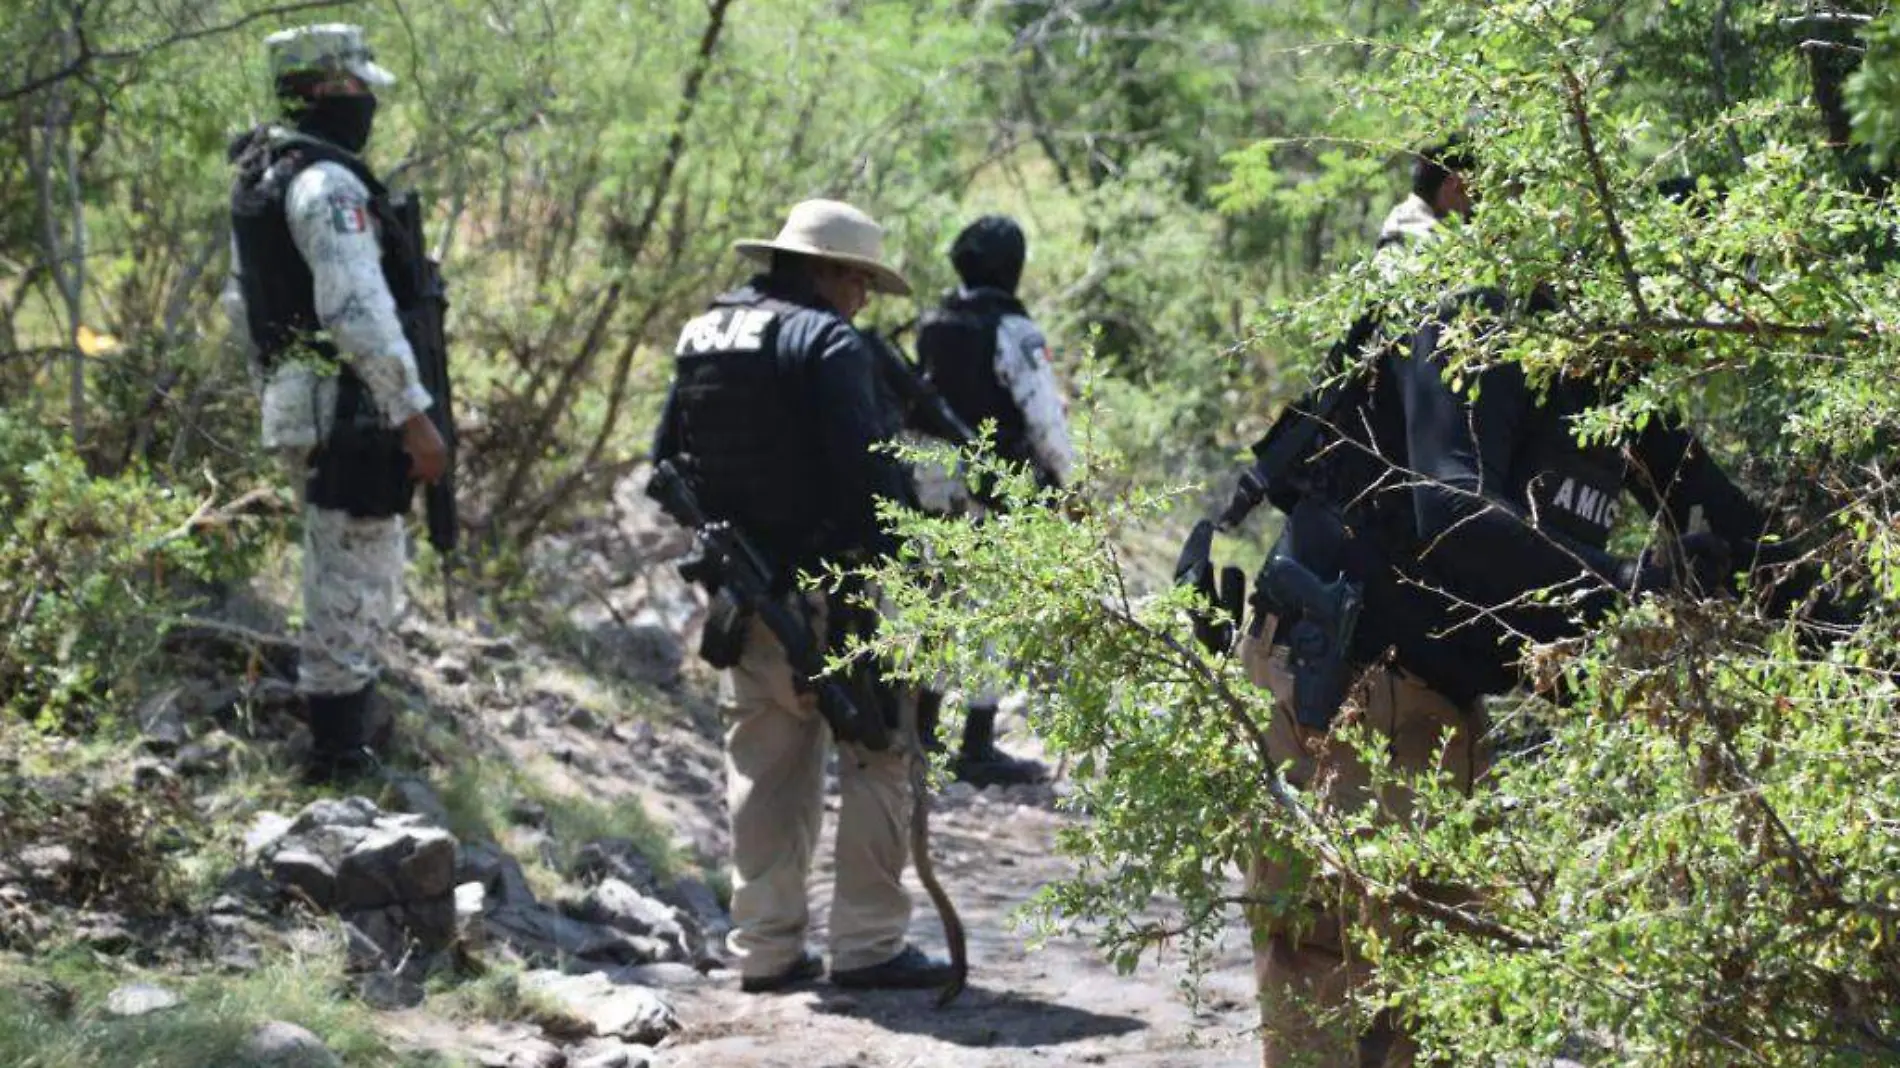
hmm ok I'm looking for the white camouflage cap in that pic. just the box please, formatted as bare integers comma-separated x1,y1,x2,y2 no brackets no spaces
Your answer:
265,24,396,88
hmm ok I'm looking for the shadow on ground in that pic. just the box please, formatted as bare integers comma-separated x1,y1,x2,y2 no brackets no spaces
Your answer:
811,983,1146,1048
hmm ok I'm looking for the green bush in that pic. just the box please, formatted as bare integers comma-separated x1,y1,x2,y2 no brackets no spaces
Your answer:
0,415,266,727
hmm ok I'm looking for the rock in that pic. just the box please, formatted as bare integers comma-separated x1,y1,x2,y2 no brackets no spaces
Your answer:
387,774,454,830
570,839,663,894
342,907,404,971
616,720,657,751
72,914,136,954
241,1021,340,1067
344,897,458,970
335,825,457,909
520,970,678,1045
468,634,521,661
657,875,730,962
291,797,381,833
562,879,689,962
584,622,683,688
508,800,548,828
564,703,601,733
433,654,471,685
176,731,236,777
18,843,73,881
135,688,190,753
485,904,665,967
105,982,182,1017
476,1035,566,1068
609,962,706,990
244,812,296,861
941,781,978,805
456,881,488,949
189,684,248,725
352,970,426,1010
458,842,538,908
568,1037,652,1068
269,848,338,908
218,865,277,905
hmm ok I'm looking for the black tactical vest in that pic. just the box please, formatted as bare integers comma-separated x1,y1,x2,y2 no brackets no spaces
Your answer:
228,128,428,374
669,294,826,563
917,290,1031,465
1266,299,1631,703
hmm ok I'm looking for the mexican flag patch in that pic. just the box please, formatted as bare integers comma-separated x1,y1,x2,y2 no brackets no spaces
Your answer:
328,195,369,234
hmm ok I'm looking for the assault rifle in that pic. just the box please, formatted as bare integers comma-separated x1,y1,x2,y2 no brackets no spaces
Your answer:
388,192,459,618
646,459,892,751
867,329,974,447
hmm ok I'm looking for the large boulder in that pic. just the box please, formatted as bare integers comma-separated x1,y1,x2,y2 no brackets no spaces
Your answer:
251,798,463,974
334,825,457,910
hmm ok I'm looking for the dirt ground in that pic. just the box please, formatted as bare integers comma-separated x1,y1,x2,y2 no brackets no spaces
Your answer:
654,772,1262,1067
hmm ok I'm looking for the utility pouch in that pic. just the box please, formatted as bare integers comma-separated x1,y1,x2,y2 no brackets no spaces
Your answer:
306,372,414,519
698,587,752,669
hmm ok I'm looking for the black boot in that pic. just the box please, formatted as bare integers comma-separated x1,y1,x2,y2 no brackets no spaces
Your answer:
952,702,1048,787
304,685,382,785
830,945,956,990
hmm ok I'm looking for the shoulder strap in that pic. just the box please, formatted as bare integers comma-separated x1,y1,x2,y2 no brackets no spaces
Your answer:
267,133,387,197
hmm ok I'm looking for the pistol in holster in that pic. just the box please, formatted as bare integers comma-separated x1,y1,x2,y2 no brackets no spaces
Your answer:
1255,554,1364,731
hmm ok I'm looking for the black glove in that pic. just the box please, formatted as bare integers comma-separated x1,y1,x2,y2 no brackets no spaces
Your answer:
1676,531,1733,596
1173,520,1230,653
1615,532,1732,597
1615,554,1672,594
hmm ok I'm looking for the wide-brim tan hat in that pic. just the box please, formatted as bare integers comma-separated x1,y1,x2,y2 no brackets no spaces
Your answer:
734,199,911,296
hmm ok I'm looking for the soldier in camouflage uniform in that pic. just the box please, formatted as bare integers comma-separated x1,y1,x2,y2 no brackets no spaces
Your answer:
222,24,447,781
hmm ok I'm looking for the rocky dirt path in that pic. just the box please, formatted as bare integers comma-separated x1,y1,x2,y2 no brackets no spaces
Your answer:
654,780,1260,1067
506,476,1264,1066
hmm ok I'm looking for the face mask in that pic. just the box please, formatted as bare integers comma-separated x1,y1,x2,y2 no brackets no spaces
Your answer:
293,94,377,154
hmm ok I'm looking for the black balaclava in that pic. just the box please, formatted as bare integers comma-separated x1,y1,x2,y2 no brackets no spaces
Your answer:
290,93,378,155
950,215,1027,295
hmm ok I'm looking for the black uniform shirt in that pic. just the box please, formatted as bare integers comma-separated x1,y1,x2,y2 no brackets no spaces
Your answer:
654,274,914,566
1393,296,1772,646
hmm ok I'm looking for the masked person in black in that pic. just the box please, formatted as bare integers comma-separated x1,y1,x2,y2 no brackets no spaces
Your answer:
1236,142,1793,1067
652,200,954,995
910,215,1076,787
223,24,448,783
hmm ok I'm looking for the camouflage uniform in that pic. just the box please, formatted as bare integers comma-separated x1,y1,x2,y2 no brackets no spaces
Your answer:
223,25,428,701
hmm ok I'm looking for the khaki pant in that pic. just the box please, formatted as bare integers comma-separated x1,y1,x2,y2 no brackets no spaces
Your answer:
718,597,914,978
1240,633,1488,1068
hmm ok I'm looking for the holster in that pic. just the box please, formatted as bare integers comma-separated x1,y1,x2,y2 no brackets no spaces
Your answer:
306,370,414,519
698,587,752,669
